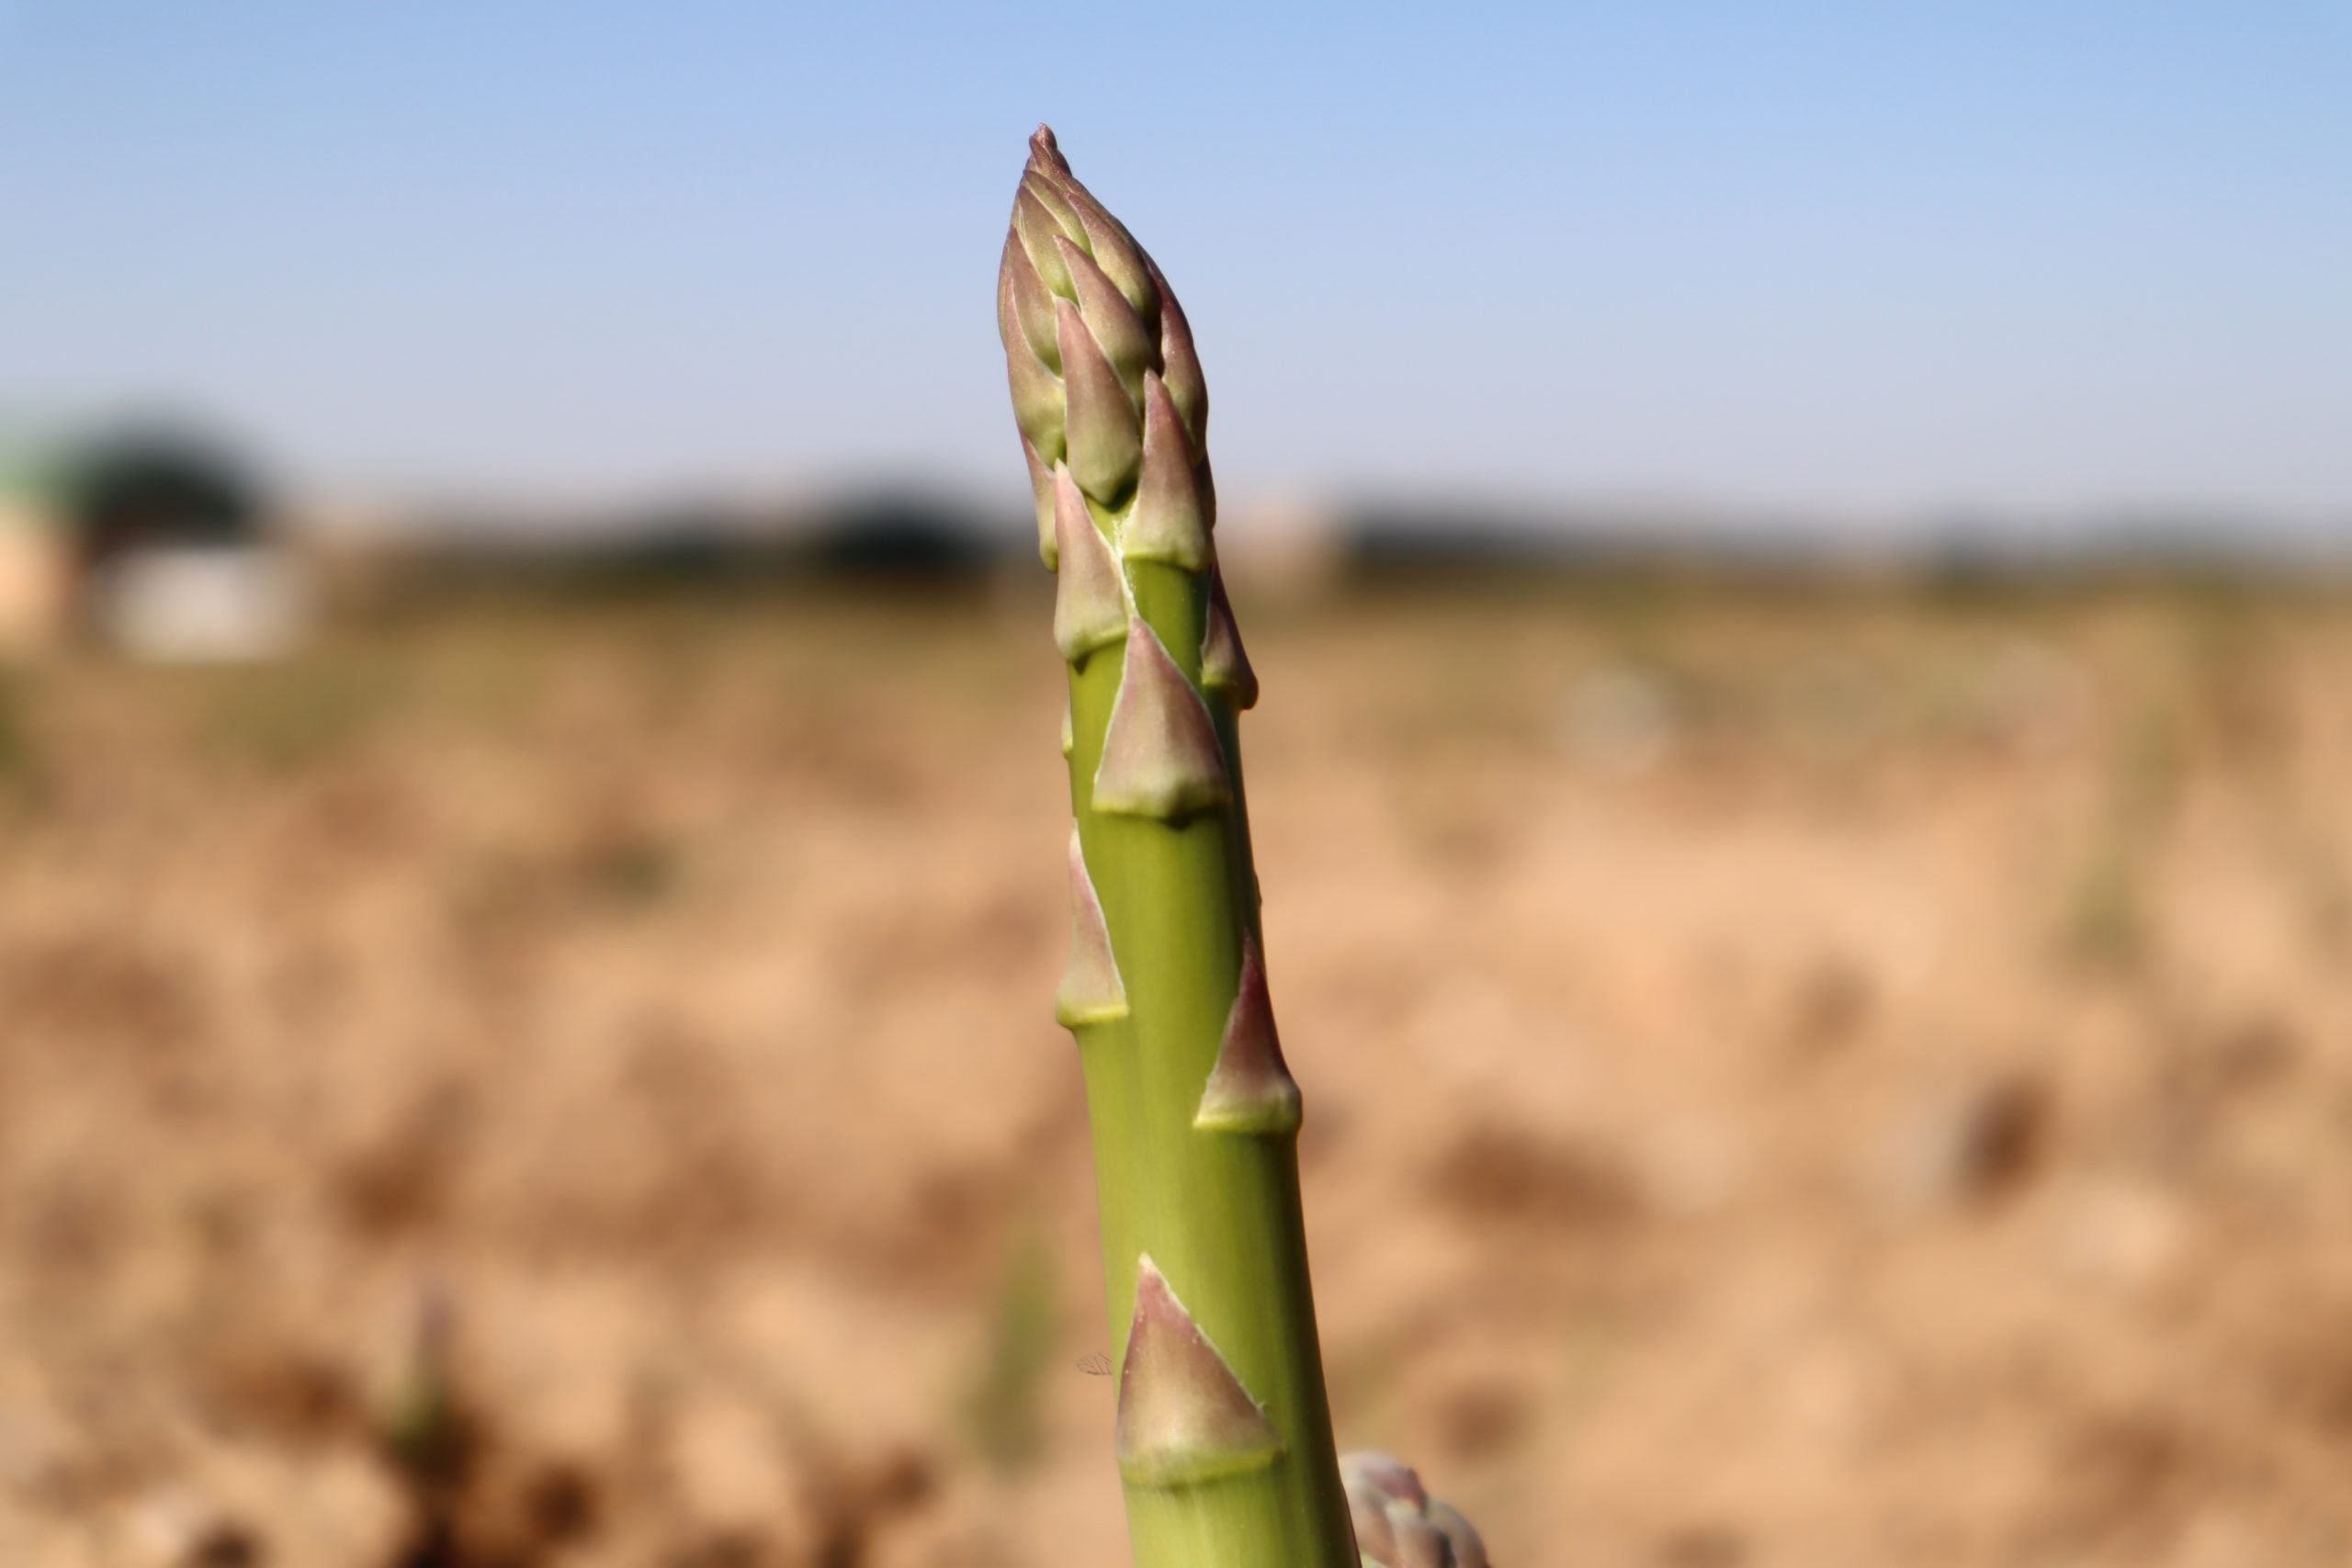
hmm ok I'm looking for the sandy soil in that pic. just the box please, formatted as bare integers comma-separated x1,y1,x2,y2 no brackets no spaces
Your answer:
4,577,2350,1567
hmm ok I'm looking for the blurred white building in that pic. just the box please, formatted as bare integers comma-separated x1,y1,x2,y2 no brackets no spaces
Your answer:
0,427,304,661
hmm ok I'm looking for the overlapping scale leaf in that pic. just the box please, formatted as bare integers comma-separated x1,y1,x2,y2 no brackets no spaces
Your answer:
1012,186,1077,298
1125,372,1212,570
1057,297,1143,504
1057,237,1156,400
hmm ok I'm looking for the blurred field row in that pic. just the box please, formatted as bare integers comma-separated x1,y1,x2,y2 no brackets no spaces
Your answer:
5,576,2352,1567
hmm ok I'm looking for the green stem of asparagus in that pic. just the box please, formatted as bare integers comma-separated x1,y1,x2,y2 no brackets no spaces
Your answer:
1005,127,1356,1568
1069,555,1352,1567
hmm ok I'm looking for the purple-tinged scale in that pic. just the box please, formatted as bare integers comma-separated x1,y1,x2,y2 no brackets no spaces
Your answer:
1201,567,1259,709
1027,164,1158,321
1114,1256,1283,1486
1012,186,1077,299
1145,254,1209,449
1124,372,1213,572
1025,124,1071,177
1068,203,1157,321
1054,825,1126,1028
1092,619,1231,819
1194,935,1302,1135
1022,440,1056,570
1002,231,1063,372
1056,297,1143,505
1051,467,1128,661
999,264,1066,466
1054,236,1158,399
1020,171,1087,244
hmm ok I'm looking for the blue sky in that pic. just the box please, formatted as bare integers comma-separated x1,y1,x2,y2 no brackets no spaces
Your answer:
1,1,2346,525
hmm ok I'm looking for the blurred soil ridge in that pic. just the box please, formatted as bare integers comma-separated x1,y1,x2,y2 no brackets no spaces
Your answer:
6,549,2352,1565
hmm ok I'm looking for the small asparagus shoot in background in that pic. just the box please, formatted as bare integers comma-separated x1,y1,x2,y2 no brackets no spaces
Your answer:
995,126,1486,1568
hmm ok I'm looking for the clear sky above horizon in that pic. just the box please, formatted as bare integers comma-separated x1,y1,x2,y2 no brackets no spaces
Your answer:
2,1,2346,528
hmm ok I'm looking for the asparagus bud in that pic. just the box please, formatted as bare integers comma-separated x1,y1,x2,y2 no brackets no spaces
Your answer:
1340,1452,1491,1568
999,126,1357,1568
999,129,1210,565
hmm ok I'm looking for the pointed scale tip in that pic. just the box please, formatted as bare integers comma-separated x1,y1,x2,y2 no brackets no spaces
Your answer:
1145,254,1209,449
1124,372,1212,572
1054,825,1126,1028
1001,311,1065,468
1021,152,1156,321
1056,296,1143,506
1051,466,1128,662
1054,236,1155,396
1092,619,1230,819
1194,936,1301,1135
1201,568,1259,709
1012,187,1077,300
1030,124,1065,168
1057,185,1156,320
1003,231,1062,372
1022,172,1086,243
1114,1256,1283,1487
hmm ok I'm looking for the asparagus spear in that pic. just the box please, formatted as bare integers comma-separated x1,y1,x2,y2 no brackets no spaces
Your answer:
997,125,1354,1567
999,127,1491,1568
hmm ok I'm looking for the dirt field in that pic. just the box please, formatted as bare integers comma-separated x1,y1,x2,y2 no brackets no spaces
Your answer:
4,574,2351,1567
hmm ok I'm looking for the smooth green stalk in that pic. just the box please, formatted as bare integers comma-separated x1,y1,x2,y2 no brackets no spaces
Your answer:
1001,128,1358,1567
